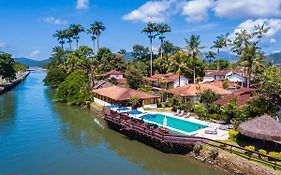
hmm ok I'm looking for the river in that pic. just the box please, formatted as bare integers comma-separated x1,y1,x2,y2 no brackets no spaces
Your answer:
0,70,227,175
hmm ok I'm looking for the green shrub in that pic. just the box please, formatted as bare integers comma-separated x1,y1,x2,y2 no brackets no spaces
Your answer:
244,145,255,160
220,140,227,149
228,130,238,141
269,152,281,161
258,149,267,160
194,103,208,119
209,113,219,120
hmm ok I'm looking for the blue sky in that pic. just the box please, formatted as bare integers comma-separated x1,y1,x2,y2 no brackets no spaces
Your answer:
0,0,281,60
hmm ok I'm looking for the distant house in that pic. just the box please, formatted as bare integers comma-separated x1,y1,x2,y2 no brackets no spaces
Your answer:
201,80,241,92
167,84,231,102
99,70,127,86
92,86,160,108
215,88,255,106
144,73,189,90
203,70,246,86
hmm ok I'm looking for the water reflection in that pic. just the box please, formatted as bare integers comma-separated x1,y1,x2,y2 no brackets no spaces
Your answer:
0,88,16,133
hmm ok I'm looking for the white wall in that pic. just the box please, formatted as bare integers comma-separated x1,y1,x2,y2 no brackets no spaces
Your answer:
203,77,215,82
227,74,245,83
174,76,189,87
94,97,111,106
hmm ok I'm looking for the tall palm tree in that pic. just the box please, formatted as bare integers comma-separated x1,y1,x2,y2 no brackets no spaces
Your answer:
185,35,204,84
206,50,217,64
232,29,251,55
89,21,106,52
253,24,270,39
168,51,192,87
53,30,66,49
156,23,171,58
211,33,230,70
87,27,97,54
239,43,264,88
69,24,85,49
65,29,74,51
142,22,158,76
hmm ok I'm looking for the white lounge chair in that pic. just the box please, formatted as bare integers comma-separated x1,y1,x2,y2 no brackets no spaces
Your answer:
175,109,180,116
178,110,185,117
204,128,218,135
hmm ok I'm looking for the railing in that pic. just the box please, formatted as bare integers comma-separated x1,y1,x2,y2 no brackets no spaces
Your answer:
104,110,281,170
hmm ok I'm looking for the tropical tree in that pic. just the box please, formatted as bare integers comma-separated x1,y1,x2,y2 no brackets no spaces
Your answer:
211,33,230,70
89,21,106,51
118,49,127,55
69,24,85,49
87,26,97,54
185,35,204,84
239,43,265,88
53,30,66,49
0,52,16,81
131,44,149,61
206,50,216,64
125,64,144,89
156,23,171,58
142,22,158,76
65,29,74,51
168,51,192,86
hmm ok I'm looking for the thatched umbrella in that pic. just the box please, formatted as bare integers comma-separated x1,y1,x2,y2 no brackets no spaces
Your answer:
238,115,281,142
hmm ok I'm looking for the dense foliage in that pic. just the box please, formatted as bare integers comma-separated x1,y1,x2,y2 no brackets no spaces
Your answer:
0,52,16,81
43,68,66,87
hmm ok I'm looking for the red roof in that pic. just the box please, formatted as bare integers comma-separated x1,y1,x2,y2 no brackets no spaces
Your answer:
92,86,159,101
116,78,127,84
100,70,124,76
202,80,241,89
167,84,231,97
144,73,180,83
215,88,255,106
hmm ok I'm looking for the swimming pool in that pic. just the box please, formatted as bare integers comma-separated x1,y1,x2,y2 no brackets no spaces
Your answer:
141,114,207,133
128,110,143,115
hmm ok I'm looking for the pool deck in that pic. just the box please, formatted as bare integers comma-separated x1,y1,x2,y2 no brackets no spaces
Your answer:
134,109,229,141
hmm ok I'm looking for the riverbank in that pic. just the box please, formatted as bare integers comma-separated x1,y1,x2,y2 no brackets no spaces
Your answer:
0,71,30,95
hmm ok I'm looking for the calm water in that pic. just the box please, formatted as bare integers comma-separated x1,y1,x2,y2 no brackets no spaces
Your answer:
0,70,227,175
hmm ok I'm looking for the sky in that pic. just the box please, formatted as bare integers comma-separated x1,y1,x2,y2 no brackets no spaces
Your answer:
0,0,281,60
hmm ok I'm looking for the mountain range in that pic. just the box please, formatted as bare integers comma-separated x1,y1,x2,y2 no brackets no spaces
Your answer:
14,57,50,67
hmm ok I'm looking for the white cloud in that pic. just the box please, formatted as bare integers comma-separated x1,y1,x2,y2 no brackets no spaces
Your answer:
182,0,213,22
30,50,40,58
122,0,177,23
232,18,281,45
76,0,89,10
214,0,281,19
0,42,6,49
42,17,68,25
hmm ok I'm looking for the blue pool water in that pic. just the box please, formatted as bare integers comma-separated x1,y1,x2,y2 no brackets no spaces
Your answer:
117,107,130,111
128,110,143,115
141,114,207,133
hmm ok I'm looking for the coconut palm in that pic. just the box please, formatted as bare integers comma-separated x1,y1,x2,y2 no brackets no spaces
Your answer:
53,30,66,49
89,21,106,51
253,23,270,39
239,43,265,88
185,35,204,84
69,24,85,49
168,51,192,87
156,23,171,58
206,50,217,64
211,33,230,70
232,29,251,55
142,22,158,76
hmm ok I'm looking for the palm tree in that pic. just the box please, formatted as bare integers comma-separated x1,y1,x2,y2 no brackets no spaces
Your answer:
232,29,251,55
65,29,74,51
69,24,85,49
89,21,106,52
142,22,158,76
53,30,66,49
168,51,192,87
253,24,270,39
118,49,127,55
239,43,264,88
156,23,171,58
87,27,97,54
206,50,217,64
211,33,230,70
185,35,204,84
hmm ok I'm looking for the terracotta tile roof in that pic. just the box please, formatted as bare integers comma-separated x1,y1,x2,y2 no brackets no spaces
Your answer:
92,86,160,101
205,69,245,77
167,84,231,97
100,70,124,76
202,80,241,89
144,73,180,83
116,78,127,84
93,80,113,89
215,88,255,106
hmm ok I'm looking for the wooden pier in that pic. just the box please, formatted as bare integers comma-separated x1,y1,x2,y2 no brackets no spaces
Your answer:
104,109,203,154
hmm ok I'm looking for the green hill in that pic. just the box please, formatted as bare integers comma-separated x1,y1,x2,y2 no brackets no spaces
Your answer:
14,57,50,67
268,52,281,65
